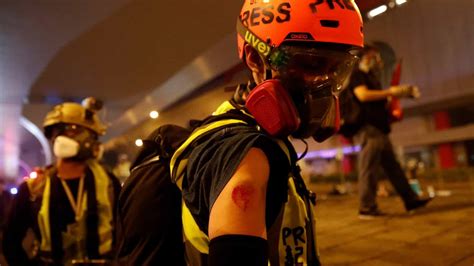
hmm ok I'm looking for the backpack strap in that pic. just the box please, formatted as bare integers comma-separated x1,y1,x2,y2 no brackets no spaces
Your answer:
193,108,257,128
130,155,160,173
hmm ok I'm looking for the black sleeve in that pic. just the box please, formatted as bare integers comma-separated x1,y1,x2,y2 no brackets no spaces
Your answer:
184,128,289,233
209,235,268,266
2,182,36,266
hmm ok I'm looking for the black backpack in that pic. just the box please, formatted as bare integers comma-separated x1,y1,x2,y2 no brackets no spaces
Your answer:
115,111,256,265
115,124,191,266
338,87,363,139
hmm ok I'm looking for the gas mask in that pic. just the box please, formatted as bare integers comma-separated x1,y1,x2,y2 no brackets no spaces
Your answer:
52,124,100,161
269,45,358,141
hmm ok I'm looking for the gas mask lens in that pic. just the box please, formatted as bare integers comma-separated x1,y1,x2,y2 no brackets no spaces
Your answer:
269,45,358,93
268,46,358,141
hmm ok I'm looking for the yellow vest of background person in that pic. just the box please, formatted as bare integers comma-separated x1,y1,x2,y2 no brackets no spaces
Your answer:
27,160,114,265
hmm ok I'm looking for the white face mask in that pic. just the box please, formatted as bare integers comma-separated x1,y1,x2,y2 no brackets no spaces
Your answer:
53,136,80,159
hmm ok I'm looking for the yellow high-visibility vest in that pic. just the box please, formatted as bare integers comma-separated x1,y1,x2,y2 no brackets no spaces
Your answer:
170,101,319,265
28,160,113,262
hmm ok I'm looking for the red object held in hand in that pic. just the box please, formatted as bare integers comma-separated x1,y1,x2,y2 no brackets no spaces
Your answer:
389,60,404,123
389,97,403,122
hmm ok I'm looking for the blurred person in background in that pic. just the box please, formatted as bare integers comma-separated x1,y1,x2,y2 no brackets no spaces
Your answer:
112,154,131,184
3,98,121,266
348,45,432,219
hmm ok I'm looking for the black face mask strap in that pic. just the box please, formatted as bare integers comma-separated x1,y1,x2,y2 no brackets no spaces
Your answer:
232,82,256,106
248,81,256,91
265,68,273,80
297,138,309,161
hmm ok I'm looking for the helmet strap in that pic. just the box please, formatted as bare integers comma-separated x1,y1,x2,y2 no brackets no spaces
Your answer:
233,83,253,105
265,68,273,80
297,138,309,161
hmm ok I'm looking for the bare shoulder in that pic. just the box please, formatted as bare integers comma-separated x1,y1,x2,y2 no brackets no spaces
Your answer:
233,147,269,184
208,147,270,239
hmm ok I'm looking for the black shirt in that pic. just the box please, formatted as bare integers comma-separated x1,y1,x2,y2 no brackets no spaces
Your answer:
349,69,391,134
54,178,81,233
183,124,290,234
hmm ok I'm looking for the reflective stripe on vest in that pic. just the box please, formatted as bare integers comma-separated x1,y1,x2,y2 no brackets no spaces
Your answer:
170,118,249,188
35,160,113,255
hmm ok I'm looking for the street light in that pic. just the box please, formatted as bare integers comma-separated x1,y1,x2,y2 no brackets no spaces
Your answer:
135,139,144,147
149,111,159,119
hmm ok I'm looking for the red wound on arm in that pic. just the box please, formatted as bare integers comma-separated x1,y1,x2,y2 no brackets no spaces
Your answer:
231,185,255,211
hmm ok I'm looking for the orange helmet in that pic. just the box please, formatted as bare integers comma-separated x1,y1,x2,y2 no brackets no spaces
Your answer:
237,0,364,60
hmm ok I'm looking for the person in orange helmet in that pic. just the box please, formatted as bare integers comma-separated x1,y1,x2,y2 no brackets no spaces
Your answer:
170,1,365,265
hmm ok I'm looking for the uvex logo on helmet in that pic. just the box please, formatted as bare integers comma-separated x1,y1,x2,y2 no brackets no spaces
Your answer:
244,30,272,57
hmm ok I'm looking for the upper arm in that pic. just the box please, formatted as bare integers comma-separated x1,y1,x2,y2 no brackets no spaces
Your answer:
353,85,369,102
354,85,390,102
208,147,270,240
